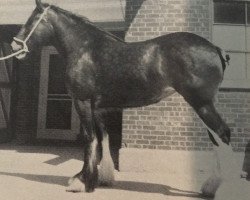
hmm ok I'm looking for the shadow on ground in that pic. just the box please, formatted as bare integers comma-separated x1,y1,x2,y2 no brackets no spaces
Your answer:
112,181,209,199
0,171,210,199
0,143,83,165
0,171,69,186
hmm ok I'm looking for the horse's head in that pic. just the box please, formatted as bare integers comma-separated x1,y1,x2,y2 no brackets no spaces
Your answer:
11,0,54,59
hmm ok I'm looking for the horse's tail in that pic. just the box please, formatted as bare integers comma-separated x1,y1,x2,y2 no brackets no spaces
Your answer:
216,47,230,72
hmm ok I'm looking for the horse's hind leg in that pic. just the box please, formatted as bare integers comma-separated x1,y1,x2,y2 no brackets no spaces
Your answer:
185,97,231,197
67,99,98,193
186,98,230,145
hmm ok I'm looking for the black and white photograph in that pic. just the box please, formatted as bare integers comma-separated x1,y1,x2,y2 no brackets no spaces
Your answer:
0,0,249,199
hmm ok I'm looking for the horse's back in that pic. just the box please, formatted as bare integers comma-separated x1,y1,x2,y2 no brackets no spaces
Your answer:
92,32,223,107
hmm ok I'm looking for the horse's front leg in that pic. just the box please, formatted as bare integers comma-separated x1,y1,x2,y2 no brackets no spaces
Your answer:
67,99,98,193
94,108,115,186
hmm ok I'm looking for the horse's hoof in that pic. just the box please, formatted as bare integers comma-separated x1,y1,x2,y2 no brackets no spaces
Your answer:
240,171,248,178
82,180,97,193
201,175,222,197
98,160,115,187
98,176,114,187
66,177,85,193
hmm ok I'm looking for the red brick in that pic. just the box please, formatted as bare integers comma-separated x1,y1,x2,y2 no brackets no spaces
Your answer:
136,140,149,144
157,146,171,150
150,140,164,145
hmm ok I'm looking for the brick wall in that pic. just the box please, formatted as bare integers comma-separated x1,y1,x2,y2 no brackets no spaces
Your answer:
125,0,211,41
123,0,250,152
122,92,250,152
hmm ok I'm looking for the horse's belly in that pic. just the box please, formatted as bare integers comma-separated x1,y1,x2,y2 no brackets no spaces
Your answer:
98,86,176,108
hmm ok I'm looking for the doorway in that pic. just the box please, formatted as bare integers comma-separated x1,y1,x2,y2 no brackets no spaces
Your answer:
0,42,15,142
37,46,80,140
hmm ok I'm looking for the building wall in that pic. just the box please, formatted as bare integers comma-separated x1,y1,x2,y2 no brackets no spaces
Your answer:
125,0,211,41
123,0,250,152
122,91,250,152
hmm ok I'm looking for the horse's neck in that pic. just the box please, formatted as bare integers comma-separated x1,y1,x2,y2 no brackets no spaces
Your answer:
49,12,94,59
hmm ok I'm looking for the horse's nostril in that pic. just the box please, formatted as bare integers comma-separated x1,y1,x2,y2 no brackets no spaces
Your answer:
11,41,22,52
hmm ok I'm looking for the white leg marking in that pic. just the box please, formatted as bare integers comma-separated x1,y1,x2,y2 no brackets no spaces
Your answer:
201,120,243,197
66,176,85,193
200,121,224,196
98,133,115,186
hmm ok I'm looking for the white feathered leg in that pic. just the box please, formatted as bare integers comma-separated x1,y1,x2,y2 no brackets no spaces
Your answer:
98,132,115,186
201,126,246,198
201,147,223,197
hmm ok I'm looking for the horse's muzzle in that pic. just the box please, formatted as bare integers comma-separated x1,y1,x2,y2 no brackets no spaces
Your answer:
11,40,27,60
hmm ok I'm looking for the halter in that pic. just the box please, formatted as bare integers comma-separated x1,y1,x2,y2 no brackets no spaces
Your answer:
0,6,51,61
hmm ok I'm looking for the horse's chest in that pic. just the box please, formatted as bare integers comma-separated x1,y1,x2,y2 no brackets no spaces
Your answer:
66,57,96,100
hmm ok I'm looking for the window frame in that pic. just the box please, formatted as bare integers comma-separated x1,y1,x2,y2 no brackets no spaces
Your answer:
37,46,80,140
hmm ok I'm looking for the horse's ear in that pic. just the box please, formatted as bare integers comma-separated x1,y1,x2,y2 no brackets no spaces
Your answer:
36,0,44,12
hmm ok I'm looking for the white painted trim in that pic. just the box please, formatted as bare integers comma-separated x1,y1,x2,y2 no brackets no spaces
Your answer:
220,79,250,89
209,0,214,42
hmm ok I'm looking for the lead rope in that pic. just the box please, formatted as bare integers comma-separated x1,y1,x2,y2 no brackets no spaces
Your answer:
0,6,50,61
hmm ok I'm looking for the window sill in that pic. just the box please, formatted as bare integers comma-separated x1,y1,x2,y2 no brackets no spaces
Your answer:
220,79,250,90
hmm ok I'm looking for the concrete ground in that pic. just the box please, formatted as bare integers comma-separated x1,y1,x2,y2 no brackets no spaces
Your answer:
0,143,248,200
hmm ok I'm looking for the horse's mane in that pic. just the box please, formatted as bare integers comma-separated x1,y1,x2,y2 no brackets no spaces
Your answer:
50,5,126,43
50,5,90,24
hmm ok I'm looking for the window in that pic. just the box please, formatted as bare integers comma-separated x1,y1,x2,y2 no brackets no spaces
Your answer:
214,1,245,24
213,1,250,88
46,54,72,130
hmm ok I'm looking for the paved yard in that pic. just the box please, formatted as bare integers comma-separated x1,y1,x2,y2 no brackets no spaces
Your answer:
0,143,248,200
